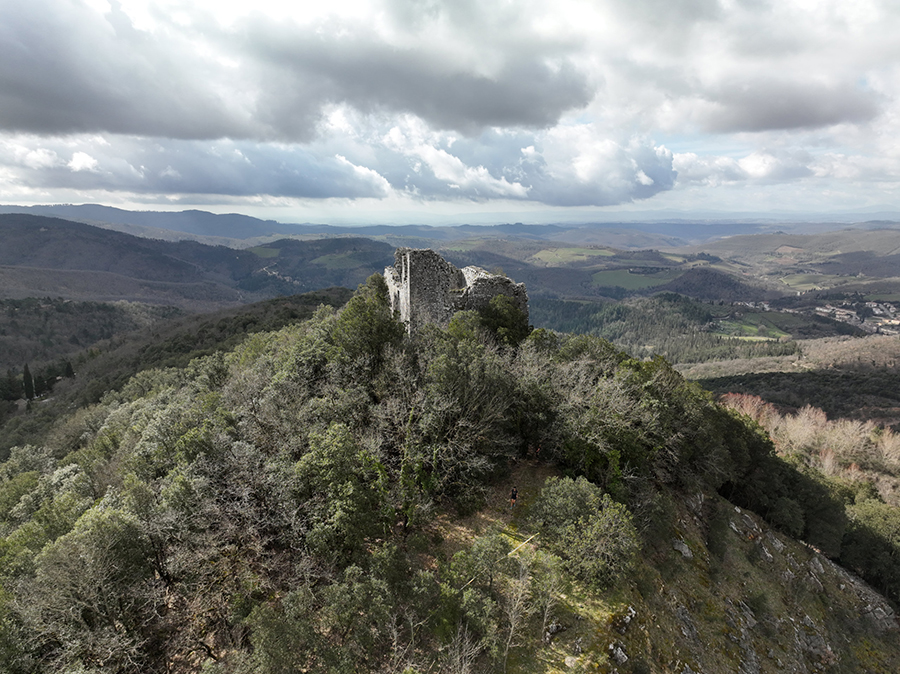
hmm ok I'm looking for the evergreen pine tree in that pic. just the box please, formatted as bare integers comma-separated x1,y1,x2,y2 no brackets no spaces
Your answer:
23,363,34,400
64,361,75,378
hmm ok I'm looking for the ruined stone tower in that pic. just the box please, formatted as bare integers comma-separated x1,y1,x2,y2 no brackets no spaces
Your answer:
384,248,528,333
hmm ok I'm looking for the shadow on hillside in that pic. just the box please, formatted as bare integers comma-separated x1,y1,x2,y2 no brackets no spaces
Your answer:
699,367,900,427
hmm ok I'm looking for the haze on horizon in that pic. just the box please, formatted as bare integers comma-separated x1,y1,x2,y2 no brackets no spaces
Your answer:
2,0,900,225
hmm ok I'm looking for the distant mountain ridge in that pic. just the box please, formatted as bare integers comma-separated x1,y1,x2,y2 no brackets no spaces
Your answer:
0,214,393,310
7,203,889,248
0,204,296,240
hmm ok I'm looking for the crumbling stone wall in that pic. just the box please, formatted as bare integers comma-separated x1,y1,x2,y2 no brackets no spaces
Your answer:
384,248,528,333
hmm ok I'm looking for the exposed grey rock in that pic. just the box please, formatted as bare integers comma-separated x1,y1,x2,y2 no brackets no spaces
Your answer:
809,556,824,575
676,605,699,642
735,600,757,629
738,627,761,674
688,493,705,515
766,531,785,553
673,539,693,559
758,543,774,563
608,642,628,664
741,513,761,536
795,625,837,665
862,603,898,633
612,605,637,634
546,620,566,635
544,619,566,644
806,572,824,593
814,552,898,632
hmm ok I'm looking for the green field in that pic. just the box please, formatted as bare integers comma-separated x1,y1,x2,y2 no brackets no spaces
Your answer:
310,253,368,269
531,246,615,264
592,267,682,290
715,318,788,339
248,246,280,258
779,273,848,291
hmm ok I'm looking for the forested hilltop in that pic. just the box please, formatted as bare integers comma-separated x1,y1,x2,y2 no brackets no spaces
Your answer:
0,277,898,673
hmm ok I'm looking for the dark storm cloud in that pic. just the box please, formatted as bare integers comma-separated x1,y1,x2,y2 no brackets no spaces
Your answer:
0,0,250,139
0,0,594,142
250,44,592,139
702,79,881,132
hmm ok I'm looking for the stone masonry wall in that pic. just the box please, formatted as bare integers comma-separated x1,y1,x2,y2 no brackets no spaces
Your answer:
384,248,528,333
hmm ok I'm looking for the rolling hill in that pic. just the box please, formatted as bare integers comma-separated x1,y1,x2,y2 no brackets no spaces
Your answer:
0,214,393,310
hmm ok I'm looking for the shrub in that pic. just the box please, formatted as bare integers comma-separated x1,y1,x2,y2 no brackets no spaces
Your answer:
769,496,805,538
530,477,639,587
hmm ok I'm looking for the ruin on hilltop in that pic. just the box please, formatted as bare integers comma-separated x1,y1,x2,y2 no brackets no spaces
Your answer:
384,248,528,333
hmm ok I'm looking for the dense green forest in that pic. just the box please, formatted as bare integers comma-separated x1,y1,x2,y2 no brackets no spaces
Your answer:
0,277,897,672
0,298,181,372
0,298,183,407
0,289,352,453
530,294,804,363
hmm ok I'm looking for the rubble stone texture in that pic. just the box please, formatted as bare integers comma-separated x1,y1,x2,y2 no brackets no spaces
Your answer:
384,247,528,333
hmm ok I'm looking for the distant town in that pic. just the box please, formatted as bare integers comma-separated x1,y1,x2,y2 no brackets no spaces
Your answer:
738,300,900,336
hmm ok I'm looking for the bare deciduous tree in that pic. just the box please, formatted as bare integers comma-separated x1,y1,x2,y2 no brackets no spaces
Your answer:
443,622,481,674
500,556,532,672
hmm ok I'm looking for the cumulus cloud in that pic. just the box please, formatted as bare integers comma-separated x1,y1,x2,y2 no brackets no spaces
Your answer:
0,0,593,141
674,149,815,187
1,0,899,213
68,152,100,172
19,148,61,170
0,135,390,199
521,127,676,206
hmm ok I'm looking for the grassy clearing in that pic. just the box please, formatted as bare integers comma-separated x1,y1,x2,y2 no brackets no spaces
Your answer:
531,247,616,265
432,462,625,673
714,312,791,339
247,246,280,258
309,252,367,269
779,273,847,291
711,327,781,341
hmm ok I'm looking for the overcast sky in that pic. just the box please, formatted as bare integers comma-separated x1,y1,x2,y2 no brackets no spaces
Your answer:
2,0,899,224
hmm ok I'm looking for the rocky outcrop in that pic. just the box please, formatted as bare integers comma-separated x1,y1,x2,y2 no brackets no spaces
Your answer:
384,248,528,333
